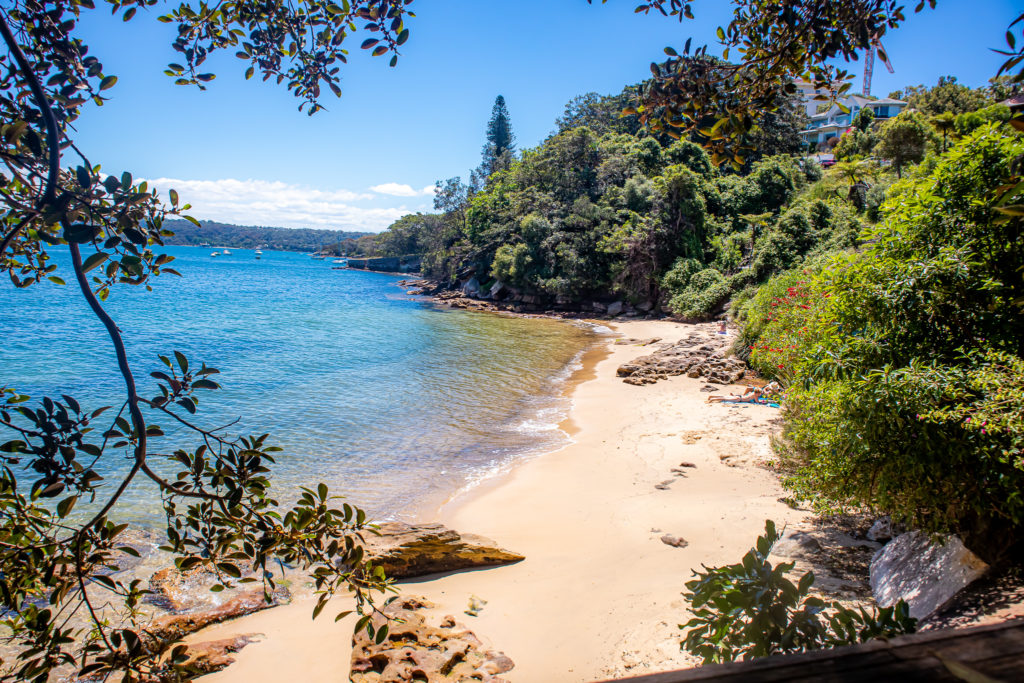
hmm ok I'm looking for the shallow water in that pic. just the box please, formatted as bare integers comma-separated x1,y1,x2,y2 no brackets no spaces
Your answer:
0,246,594,524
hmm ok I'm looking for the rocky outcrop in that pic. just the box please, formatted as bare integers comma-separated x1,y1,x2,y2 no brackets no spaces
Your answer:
182,635,258,675
351,596,514,683
146,587,289,644
870,532,989,621
365,523,524,579
616,328,745,386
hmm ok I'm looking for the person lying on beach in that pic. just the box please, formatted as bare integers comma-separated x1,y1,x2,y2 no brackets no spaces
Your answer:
707,386,763,403
706,381,782,404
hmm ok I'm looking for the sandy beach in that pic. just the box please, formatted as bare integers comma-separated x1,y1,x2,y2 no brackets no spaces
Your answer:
191,319,810,682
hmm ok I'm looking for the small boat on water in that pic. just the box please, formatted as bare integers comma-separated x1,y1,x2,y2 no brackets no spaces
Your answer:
222,248,232,255
255,249,263,260
332,258,348,265
211,251,220,257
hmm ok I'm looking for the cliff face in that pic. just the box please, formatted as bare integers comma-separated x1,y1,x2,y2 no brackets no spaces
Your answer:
346,255,422,273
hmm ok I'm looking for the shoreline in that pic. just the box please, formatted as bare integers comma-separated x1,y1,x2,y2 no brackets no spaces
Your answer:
192,319,811,682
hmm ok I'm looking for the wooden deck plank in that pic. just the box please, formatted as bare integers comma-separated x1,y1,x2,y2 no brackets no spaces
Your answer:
595,619,1024,682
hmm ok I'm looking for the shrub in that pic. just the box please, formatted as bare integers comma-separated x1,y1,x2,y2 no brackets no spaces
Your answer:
681,521,915,665
746,127,1024,549
667,268,731,319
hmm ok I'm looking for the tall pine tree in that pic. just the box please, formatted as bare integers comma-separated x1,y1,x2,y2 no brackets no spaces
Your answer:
480,95,516,178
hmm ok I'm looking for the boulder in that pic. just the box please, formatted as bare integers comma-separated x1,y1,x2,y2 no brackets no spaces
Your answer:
364,522,524,579
489,280,508,300
460,277,481,297
606,301,624,317
351,595,514,683
661,535,688,548
869,531,989,621
867,517,895,543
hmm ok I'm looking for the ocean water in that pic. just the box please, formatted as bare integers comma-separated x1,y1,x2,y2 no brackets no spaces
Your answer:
0,246,595,525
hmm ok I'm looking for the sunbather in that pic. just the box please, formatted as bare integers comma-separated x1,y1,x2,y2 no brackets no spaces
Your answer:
707,381,782,404
707,386,763,403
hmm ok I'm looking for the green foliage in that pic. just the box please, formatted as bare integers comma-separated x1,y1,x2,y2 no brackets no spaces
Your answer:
742,127,1024,547
954,103,1012,136
895,76,992,116
666,267,730,319
853,107,875,132
876,110,939,177
681,520,916,665
833,129,877,161
481,95,517,177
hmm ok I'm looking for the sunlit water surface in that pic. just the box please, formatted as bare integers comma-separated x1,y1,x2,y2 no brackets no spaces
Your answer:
0,246,595,525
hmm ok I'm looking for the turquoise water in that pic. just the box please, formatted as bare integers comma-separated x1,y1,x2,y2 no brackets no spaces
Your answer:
0,246,594,523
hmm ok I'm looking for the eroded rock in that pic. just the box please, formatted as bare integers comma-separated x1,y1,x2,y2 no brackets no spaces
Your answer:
184,635,258,675
365,523,524,579
146,587,289,644
351,596,514,683
661,535,688,548
869,531,989,621
616,327,746,386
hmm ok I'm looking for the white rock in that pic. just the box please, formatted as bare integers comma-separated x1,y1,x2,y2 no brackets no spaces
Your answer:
607,301,624,317
869,531,988,621
867,517,894,543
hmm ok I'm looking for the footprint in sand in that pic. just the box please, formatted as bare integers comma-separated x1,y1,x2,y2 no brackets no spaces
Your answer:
679,430,707,445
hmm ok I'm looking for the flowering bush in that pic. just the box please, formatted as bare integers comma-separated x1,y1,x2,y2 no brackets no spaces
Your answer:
740,127,1024,554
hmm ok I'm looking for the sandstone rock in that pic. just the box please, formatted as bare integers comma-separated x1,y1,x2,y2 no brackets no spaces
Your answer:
606,301,624,317
147,587,289,644
870,532,989,621
351,596,513,683
661,535,688,548
184,635,258,675
489,280,507,299
592,301,607,313
364,523,524,579
149,565,222,612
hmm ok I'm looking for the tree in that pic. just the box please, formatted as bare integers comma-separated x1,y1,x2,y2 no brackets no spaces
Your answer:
930,111,956,152
876,111,937,177
853,107,875,133
895,76,991,116
0,1,409,679
481,95,517,177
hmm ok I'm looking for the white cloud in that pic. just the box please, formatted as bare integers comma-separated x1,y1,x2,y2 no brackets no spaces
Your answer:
146,178,408,232
370,182,436,198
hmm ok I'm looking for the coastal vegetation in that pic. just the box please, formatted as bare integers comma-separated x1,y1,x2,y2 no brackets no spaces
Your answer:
740,126,1024,557
163,219,370,252
681,521,915,664
1,0,1023,679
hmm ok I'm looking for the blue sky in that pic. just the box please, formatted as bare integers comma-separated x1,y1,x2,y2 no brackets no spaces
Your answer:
72,0,1021,232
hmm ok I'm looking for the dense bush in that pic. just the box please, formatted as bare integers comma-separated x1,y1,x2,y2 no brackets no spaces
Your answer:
953,103,1011,135
681,520,915,664
742,127,1024,551
667,268,731,318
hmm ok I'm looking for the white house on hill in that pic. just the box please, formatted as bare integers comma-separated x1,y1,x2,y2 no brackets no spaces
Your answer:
798,93,908,147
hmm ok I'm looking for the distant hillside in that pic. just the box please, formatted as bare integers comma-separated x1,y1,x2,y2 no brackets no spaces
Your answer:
162,219,371,252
